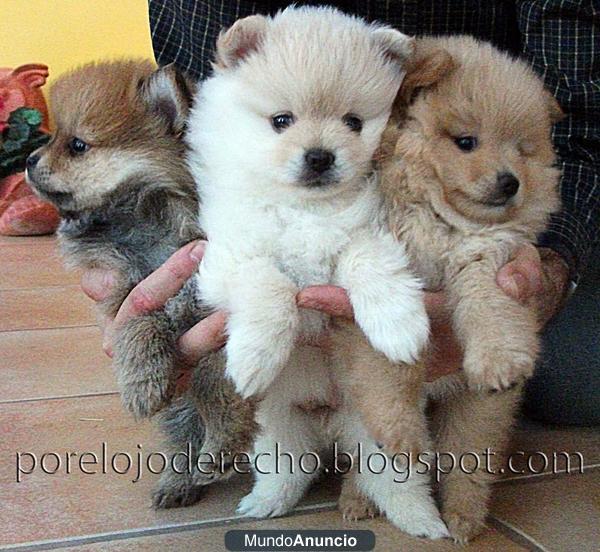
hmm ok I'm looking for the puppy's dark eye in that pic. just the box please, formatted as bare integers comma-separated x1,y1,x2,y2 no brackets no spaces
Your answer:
271,112,295,132
343,113,363,133
454,136,478,152
68,137,89,155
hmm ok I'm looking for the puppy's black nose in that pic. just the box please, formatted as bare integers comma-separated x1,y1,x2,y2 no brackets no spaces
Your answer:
305,148,335,174
26,153,40,170
497,172,520,198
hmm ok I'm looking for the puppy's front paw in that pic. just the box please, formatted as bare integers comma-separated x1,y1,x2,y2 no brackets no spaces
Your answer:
225,322,296,398
121,373,174,419
464,346,534,392
357,299,429,364
387,507,450,540
114,314,177,418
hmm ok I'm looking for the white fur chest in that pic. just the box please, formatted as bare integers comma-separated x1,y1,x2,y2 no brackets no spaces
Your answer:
269,204,357,288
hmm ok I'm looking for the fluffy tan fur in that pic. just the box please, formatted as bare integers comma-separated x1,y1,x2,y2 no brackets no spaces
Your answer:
343,36,562,542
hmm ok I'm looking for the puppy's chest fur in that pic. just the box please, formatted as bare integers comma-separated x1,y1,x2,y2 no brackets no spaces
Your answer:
271,206,356,288
393,202,526,290
59,185,203,321
223,186,383,289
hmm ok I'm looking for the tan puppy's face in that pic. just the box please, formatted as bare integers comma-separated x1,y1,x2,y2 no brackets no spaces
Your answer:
27,62,192,213
393,38,562,225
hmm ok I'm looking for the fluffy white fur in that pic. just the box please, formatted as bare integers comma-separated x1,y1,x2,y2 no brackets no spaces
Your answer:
187,6,446,538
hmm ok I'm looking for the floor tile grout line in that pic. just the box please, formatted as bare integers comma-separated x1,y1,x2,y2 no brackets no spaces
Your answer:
0,391,119,405
495,462,600,485
0,284,81,292
0,324,98,334
488,516,549,552
0,502,338,551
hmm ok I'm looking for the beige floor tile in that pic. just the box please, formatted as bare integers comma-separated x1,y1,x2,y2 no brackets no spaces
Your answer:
0,395,337,547
503,422,600,481
0,234,56,246
0,240,80,290
53,511,525,552
491,470,600,552
0,286,96,331
0,326,115,401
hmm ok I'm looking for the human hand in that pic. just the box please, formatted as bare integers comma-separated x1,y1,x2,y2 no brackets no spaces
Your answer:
296,286,462,382
81,241,228,392
296,244,570,381
496,244,570,326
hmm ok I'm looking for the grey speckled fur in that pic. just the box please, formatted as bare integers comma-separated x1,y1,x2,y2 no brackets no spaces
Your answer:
27,61,257,508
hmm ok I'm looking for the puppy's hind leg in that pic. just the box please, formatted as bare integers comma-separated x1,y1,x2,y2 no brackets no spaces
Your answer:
113,310,179,419
237,399,323,519
152,395,207,509
430,384,522,543
190,352,258,488
338,410,448,540
339,470,379,521
333,321,428,458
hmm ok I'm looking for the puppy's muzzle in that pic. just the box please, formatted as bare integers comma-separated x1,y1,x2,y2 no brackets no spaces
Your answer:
305,148,335,174
302,148,336,187
485,172,520,206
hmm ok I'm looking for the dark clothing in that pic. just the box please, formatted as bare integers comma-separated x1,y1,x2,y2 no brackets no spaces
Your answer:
525,246,600,426
149,0,600,283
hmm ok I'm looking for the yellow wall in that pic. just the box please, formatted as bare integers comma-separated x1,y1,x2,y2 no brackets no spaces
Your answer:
1,0,155,91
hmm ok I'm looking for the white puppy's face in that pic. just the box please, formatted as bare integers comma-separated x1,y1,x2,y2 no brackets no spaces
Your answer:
201,7,413,200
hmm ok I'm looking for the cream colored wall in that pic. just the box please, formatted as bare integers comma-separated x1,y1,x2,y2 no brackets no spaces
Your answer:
1,0,155,91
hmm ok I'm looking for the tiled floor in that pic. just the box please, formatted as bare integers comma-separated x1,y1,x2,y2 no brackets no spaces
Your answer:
1,234,598,551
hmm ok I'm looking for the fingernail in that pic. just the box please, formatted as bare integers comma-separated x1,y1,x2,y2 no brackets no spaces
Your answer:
501,275,520,301
189,241,206,263
296,294,316,310
510,273,530,302
102,271,116,289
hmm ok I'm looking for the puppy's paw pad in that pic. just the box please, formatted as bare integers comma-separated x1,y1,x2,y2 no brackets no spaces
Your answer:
444,510,487,544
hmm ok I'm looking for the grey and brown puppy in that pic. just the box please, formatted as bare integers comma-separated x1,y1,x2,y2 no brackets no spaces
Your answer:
26,60,257,507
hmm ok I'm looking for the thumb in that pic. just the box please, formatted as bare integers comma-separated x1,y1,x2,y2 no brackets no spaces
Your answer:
81,269,118,302
496,244,542,304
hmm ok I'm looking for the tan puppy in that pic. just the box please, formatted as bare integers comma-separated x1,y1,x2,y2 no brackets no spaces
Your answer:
342,36,562,542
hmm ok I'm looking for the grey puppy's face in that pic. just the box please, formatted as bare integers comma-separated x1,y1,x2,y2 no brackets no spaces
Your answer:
27,62,193,213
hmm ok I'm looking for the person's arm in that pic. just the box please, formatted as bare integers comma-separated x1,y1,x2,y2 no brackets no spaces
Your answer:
515,0,600,283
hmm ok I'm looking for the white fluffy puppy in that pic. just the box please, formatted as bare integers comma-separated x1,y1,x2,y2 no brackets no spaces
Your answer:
187,6,447,538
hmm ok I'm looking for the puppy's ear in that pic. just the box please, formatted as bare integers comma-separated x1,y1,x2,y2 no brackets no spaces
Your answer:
139,64,195,135
215,15,269,69
371,27,415,66
544,90,565,124
398,44,456,104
